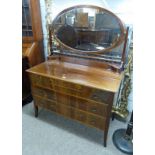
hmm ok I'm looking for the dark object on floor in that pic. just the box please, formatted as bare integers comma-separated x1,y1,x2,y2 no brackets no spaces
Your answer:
22,94,33,106
22,56,32,106
112,112,133,154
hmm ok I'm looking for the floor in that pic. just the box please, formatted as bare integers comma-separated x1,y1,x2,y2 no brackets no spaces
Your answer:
23,102,128,155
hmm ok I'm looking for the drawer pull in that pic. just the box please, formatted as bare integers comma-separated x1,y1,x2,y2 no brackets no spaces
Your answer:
92,95,99,99
91,108,97,112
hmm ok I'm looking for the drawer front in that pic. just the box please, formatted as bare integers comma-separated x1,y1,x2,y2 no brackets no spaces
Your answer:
89,90,113,104
52,78,113,104
32,87,56,101
53,85,112,104
29,74,53,89
74,109,87,123
52,79,84,91
87,101,108,117
87,114,106,130
33,95,57,112
72,97,108,117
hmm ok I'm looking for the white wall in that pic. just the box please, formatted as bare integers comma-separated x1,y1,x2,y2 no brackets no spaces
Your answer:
51,0,108,20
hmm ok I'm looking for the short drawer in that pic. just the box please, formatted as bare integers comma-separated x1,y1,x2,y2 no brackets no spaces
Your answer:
29,74,53,89
53,85,112,105
32,87,56,101
72,107,106,130
87,114,106,130
33,95,57,112
89,90,113,104
53,79,84,91
74,109,87,123
87,101,108,117
73,97,108,117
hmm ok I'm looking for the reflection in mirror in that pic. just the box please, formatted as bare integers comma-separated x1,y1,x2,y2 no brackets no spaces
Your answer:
52,6,125,53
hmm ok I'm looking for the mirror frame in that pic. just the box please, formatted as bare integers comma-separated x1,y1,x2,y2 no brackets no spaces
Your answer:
51,5,126,54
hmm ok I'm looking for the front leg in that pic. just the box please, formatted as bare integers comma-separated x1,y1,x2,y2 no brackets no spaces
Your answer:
104,130,108,147
34,104,38,117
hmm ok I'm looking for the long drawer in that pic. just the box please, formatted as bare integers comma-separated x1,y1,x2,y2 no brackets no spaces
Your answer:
32,86,108,117
29,73,113,104
33,95,106,130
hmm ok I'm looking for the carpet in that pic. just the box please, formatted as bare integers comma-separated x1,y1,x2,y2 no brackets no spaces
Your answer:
22,102,127,155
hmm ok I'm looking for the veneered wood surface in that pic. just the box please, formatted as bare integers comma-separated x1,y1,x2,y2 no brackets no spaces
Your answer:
27,59,123,92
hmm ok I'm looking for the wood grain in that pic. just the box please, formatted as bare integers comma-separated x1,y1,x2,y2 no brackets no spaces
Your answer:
27,59,122,92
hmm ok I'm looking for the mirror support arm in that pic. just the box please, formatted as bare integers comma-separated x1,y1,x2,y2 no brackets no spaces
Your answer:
121,27,129,70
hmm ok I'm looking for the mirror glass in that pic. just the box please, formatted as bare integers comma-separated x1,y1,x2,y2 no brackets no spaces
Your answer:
52,6,125,53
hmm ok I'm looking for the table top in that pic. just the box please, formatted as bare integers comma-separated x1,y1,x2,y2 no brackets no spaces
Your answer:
27,60,123,92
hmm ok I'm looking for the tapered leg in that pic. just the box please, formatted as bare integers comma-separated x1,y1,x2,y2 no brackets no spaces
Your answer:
104,131,108,147
34,105,38,117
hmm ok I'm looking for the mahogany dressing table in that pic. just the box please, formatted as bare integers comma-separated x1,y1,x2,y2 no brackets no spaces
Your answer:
27,5,127,147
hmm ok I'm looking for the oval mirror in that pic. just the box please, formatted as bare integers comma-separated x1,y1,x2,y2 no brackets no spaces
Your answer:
51,5,126,54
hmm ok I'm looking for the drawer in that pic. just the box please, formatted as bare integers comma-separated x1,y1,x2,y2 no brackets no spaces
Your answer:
74,109,87,123
53,85,78,96
32,87,44,96
53,85,112,105
76,98,87,111
32,87,56,101
33,95,57,112
87,114,106,130
29,74,53,89
53,79,84,91
87,101,108,117
89,90,113,104
75,97,108,117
